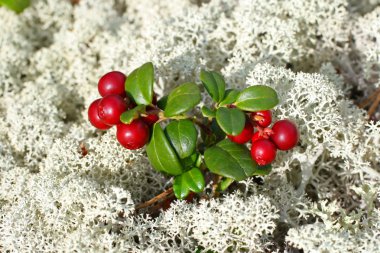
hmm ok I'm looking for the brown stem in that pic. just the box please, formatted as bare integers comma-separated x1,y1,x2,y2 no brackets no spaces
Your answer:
368,92,380,117
358,88,380,109
135,187,173,210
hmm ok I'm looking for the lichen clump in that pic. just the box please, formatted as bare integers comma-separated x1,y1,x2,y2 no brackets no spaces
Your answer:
0,0,379,252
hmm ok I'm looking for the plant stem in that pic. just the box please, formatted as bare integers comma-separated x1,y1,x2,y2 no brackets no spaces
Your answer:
135,187,173,210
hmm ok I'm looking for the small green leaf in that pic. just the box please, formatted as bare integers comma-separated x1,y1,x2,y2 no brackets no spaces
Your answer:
254,164,272,176
173,174,190,199
120,105,146,124
164,82,201,117
215,107,245,136
204,139,258,181
0,0,29,13
165,119,197,159
219,89,240,106
200,70,226,102
185,167,205,192
218,178,234,191
201,106,216,118
157,95,168,110
181,153,199,170
234,85,279,111
146,124,184,175
173,167,205,199
125,62,154,105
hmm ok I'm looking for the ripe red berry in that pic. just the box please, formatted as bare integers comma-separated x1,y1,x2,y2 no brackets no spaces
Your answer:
98,71,126,97
250,139,277,165
227,121,253,144
98,94,127,125
270,119,299,150
251,131,266,143
250,110,272,128
116,119,150,150
142,113,159,126
88,99,112,130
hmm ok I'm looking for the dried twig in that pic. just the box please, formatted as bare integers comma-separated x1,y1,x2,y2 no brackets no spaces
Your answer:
135,187,174,210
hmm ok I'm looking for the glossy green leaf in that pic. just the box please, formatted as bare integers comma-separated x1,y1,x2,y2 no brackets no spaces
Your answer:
157,95,168,110
254,164,272,176
200,70,225,102
204,139,258,181
201,106,216,118
146,124,184,175
173,174,190,199
181,153,198,169
165,119,197,159
234,85,279,111
0,0,29,13
218,178,234,191
219,89,240,106
173,167,205,199
164,82,201,117
125,62,154,105
120,105,146,124
215,107,245,136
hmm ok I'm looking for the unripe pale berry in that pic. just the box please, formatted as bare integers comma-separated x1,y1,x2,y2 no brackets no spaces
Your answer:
270,119,299,150
98,94,127,125
98,71,126,97
227,121,253,144
250,110,272,128
116,119,150,150
250,139,277,165
88,99,112,130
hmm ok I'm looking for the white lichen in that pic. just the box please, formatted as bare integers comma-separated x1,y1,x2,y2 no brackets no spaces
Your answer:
0,0,379,252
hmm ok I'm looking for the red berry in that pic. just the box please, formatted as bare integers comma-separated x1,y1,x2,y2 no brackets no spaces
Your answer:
270,120,299,150
251,131,267,143
98,71,126,97
88,99,112,130
227,121,253,144
250,110,272,128
98,94,127,125
142,113,159,126
250,139,277,165
116,119,150,150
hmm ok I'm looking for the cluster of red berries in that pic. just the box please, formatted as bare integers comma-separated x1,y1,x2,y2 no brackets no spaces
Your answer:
227,110,299,166
88,71,159,150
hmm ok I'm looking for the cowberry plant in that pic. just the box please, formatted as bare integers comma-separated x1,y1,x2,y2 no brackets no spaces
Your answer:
88,62,299,201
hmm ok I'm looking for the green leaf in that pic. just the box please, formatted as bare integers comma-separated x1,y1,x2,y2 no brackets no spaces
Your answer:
173,167,205,199
125,62,154,105
165,119,197,159
146,124,184,175
219,89,240,106
218,178,234,191
234,85,279,111
254,164,272,176
173,174,190,199
215,107,245,136
120,105,146,124
201,106,216,118
164,82,201,117
157,95,168,110
204,139,258,181
200,70,226,102
181,153,199,169
0,0,29,13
